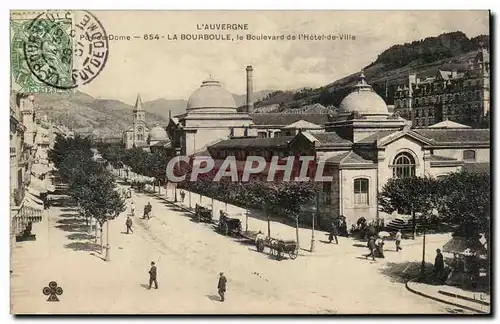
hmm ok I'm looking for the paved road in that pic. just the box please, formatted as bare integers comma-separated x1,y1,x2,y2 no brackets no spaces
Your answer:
11,183,457,314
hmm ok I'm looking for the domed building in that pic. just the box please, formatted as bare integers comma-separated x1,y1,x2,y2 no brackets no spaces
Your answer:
168,76,253,156
338,72,390,118
204,71,489,228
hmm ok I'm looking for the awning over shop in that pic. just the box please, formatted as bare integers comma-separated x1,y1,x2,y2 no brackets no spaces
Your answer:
29,176,47,194
26,192,44,206
31,163,49,176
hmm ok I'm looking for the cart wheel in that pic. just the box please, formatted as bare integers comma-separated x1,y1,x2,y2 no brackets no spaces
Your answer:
289,247,299,260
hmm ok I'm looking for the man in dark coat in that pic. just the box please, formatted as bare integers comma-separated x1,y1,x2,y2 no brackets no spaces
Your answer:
329,220,339,244
434,249,444,276
217,272,227,302
148,261,158,289
126,216,133,234
143,202,152,219
364,236,376,261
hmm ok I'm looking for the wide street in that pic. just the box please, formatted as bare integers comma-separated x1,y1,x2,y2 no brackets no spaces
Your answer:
11,181,459,314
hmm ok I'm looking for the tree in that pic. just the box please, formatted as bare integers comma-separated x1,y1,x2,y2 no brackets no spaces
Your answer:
378,176,440,239
379,176,441,276
438,171,490,245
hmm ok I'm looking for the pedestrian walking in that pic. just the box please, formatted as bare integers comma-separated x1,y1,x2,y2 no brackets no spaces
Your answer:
329,220,339,244
364,236,376,261
180,190,185,203
127,188,132,199
217,272,227,302
143,202,152,219
395,229,402,251
130,201,135,217
148,261,158,289
126,216,133,234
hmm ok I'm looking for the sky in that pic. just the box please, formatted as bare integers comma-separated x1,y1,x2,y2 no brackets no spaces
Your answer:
75,10,489,105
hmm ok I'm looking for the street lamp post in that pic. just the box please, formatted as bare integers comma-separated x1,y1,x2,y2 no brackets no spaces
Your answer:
310,192,319,253
420,215,427,277
245,210,249,233
174,148,181,202
105,216,111,262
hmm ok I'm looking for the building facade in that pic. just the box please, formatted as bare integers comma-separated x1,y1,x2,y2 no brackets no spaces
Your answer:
393,48,490,127
123,94,151,149
10,93,57,246
205,73,490,228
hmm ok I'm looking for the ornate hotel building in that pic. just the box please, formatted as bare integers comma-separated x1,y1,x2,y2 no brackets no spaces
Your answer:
393,48,490,127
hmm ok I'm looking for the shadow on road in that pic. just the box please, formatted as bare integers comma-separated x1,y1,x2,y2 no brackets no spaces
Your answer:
379,261,434,284
206,294,221,302
64,241,100,252
352,243,367,248
90,252,106,261
56,223,89,233
67,233,94,241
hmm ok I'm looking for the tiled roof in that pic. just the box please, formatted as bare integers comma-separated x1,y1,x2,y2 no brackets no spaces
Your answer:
326,151,374,164
428,120,471,129
282,120,322,129
463,162,490,174
250,113,330,126
356,131,397,144
343,151,374,164
311,133,353,146
326,152,349,163
414,129,490,144
209,136,295,149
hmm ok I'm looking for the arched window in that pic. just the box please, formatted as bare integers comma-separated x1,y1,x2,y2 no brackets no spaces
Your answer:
463,150,476,161
353,178,369,205
393,153,416,178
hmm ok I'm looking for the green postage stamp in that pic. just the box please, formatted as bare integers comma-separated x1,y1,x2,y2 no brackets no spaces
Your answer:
10,10,109,93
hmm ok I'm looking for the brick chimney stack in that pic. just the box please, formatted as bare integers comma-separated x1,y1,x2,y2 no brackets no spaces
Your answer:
246,65,254,113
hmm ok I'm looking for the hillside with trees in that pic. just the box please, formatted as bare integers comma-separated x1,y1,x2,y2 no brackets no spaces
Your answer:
256,32,489,110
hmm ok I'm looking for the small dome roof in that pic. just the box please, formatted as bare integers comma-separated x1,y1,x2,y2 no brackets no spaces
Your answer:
149,125,168,141
186,78,237,113
339,72,389,116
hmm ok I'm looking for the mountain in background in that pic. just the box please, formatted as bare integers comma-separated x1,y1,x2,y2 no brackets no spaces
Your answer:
32,90,274,137
255,31,489,110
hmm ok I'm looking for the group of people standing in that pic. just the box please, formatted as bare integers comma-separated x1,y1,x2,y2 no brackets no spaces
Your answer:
123,189,152,235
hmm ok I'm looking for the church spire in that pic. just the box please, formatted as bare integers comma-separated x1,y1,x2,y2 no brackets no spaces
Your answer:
133,94,143,111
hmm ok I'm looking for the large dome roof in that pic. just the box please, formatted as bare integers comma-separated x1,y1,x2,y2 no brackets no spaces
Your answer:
186,78,237,113
339,72,389,116
149,125,168,141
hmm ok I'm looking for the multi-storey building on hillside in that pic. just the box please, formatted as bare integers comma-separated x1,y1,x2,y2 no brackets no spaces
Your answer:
393,48,490,127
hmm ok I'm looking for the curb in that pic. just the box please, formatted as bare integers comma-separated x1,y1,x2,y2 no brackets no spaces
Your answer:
405,278,489,314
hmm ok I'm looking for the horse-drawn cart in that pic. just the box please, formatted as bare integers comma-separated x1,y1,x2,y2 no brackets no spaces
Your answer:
195,204,213,223
269,239,299,261
218,210,242,236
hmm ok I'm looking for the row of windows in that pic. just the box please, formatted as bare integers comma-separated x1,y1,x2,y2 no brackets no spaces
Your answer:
212,150,289,160
322,150,478,207
395,91,485,108
128,134,145,141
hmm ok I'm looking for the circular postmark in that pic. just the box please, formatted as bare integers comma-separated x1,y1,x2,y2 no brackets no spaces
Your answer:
22,11,109,89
